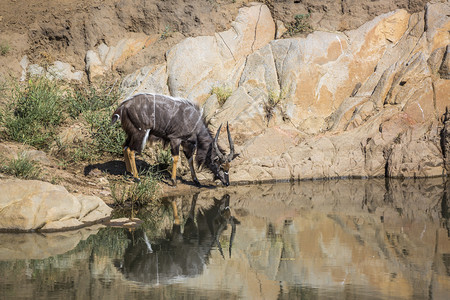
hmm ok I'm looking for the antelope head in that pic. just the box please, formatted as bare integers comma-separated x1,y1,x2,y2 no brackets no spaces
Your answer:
211,122,237,186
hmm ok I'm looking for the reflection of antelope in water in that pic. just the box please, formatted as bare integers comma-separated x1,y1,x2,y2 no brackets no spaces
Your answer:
111,93,237,186
114,193,239,285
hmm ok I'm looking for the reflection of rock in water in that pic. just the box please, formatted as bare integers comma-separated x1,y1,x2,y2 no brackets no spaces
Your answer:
230,179,450,299
0,225,103,260
115,193,239,285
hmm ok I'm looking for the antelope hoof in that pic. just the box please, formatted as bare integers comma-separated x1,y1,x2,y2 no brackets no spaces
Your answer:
193,179,201,186
170,178,177,187
133,177,141,183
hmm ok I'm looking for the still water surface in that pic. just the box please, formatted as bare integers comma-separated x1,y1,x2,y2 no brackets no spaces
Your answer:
1,178,449,299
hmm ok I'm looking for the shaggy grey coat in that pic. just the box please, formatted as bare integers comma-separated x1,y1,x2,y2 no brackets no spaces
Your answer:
112,93,235,185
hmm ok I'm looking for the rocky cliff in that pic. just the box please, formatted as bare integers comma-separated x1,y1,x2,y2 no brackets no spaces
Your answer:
119,2,450,182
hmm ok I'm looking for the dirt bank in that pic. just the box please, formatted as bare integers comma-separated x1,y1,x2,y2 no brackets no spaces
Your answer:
0,0,430,78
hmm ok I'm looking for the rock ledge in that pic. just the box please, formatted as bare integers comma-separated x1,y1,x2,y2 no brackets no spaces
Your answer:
0,179,112,232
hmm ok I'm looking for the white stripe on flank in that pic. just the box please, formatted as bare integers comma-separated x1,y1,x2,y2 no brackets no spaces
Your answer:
189,114,203,134
141,129,151,151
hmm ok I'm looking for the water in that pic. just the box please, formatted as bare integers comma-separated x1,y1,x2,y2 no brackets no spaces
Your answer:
1,178,449,299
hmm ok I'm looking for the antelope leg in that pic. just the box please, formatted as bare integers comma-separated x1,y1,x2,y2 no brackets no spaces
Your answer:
188,157,200,186
123,147,132,173
171,155,179,186
126,148,140,181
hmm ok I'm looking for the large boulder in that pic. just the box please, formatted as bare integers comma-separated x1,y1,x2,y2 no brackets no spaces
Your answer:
120,64,170,99
0,179,112,232
166,2,275,103
86,34,158,82
121,3,275,103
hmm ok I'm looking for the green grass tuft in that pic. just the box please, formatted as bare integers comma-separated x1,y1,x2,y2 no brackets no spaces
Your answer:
110,170,161,207
211,85,233,106
155,144,172,171
264,88,289,124
84,105,125,156
0,41,10,56
160,25,174,40
1,153,41,179
2,78,64,149
284,14,313,37
66,83,120,119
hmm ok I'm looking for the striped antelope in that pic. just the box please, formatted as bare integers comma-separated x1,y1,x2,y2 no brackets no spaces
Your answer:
111,93,237,186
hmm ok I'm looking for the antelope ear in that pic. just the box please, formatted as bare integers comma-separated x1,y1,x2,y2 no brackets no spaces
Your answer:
232,153,240,160
111,114,120,125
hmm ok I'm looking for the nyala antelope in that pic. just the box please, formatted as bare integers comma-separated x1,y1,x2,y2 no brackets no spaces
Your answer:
111,93,237,186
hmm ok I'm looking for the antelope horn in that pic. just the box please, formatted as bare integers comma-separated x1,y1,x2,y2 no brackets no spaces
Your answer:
226,122,235,161
214,124,226,161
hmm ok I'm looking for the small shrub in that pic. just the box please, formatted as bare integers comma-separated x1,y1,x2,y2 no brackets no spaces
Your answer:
0,79,7,95
65,81,125,158
155,144,172,171
1,153,41,179
3,78,64,149
264,88,289,124
110,170,161,207
51,81,124,161
284,14,313,37
84,106,125,156
54,139,97,164
160,26,173,40
66,82,120,119
0,41,10,56
268,89,284,107
211,85,233,106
